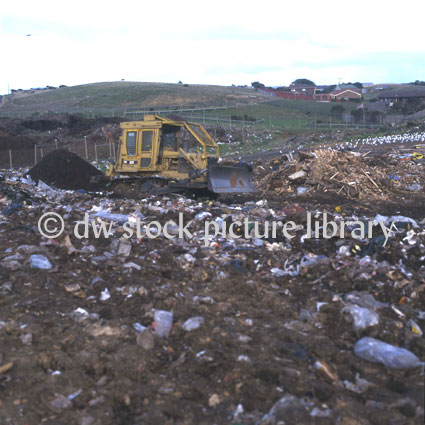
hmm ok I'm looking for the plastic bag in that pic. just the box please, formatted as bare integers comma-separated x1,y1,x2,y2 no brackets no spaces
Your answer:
343,305,379,332
182,316,204,331
354,337,424,369
30,254,52,270
153,310,173,338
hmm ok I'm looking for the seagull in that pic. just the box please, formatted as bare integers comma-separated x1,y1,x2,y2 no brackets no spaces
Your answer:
25,34,32,37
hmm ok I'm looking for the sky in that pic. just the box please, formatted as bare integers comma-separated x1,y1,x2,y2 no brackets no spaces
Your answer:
0,0,424,94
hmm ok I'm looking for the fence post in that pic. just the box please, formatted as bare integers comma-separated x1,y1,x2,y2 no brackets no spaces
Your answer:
9,149,12,169
95,144,98,164
34,145,37,165
84,136,88,159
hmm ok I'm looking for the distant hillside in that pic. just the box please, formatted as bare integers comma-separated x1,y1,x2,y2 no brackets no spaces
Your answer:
0,81,269,117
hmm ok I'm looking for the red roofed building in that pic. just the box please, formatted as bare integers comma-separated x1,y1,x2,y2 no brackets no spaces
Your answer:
330,89,362,102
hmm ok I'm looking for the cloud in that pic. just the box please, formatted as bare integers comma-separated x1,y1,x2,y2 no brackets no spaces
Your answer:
1,0,424,93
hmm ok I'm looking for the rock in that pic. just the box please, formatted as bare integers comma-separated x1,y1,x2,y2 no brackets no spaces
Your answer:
1,260,21,271
64,283,81,292
260,394,309,424
80,416,95,425
20,333,33,345
208,394,220,407
136,330,155,350
117,240,132,257
51,394,72,410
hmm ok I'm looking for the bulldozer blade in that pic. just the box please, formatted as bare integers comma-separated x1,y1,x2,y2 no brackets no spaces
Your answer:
208,164,256,194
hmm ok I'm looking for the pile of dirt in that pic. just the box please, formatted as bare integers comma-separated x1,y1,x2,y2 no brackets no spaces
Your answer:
28,149,104,191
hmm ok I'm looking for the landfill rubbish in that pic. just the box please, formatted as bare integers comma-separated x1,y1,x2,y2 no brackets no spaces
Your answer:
136,329,155,350
354,337,424,369
343,305,380,332
30,254,52,270
182,316,204,331
0,124,424,424
153,310,173,338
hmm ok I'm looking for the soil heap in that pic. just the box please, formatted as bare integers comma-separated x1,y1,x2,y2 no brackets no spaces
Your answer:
28,149,104,191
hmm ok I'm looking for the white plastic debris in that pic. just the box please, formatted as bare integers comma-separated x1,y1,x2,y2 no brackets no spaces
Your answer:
123,262,142,271
182,316,204,331
354,337,424,369
30,254,52,270
100,288,111,301
153,310,173,338
343,305,380,332
296,186,309,195
195,211,212,221
133,322,147,333
288,170,306,180
93,210,129,223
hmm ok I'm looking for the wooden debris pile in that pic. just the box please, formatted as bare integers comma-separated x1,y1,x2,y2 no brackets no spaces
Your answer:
255,149,425,199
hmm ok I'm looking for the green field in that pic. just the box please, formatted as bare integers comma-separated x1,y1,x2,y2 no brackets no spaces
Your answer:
0,81,269,117
193,98,360,129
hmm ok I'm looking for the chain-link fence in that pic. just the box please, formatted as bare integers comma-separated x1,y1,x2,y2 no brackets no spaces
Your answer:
0,139,117,170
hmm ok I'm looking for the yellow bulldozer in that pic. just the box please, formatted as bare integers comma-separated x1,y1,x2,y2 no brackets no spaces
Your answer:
103,115,256,196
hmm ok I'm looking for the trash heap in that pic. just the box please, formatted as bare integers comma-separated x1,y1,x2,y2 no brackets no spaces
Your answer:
256,148,425,200
0,149,423,424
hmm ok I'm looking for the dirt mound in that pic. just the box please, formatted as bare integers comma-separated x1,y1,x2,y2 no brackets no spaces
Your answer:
28,149,104,191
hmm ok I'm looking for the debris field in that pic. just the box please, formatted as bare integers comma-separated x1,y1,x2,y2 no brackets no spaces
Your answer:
0,140,424,425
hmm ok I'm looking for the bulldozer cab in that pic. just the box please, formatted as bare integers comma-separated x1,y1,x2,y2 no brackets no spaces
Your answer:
114,115,219,176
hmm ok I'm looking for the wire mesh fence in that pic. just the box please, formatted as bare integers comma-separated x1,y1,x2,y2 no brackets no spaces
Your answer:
0,139,117,170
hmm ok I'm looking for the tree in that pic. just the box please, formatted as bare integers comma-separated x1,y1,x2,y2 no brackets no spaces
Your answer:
291,79,315,86
352,82,363,89
251,81,265,89
319,85,336,94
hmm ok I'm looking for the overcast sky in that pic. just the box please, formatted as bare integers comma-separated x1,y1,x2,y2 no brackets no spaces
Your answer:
0,0,424,94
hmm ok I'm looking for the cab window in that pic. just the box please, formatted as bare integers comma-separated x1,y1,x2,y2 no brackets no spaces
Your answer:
142,131,153,151
126,131,137,156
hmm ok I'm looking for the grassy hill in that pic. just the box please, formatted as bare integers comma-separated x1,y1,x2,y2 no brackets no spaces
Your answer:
0,81,268,117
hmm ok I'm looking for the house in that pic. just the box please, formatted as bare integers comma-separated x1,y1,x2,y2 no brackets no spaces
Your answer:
289,84,316,97
257,88,314,100
376,87,425,103
330,89,362,102
314,93,331,102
